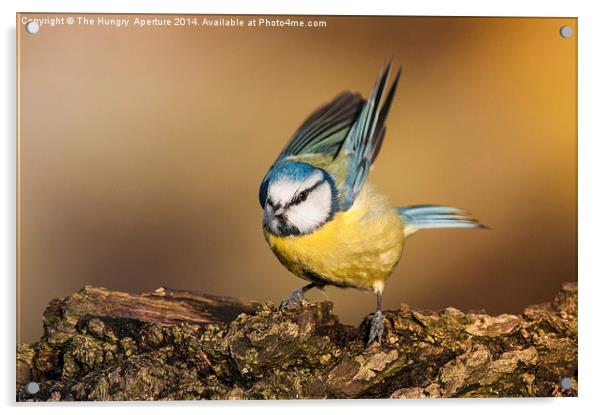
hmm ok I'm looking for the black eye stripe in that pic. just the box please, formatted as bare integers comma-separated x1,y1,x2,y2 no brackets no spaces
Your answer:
287,179,326,207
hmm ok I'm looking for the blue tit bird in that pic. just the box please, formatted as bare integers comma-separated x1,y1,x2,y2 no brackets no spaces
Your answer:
259,61,485,344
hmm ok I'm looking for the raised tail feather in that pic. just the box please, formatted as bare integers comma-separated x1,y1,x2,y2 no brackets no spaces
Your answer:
396,205,486,238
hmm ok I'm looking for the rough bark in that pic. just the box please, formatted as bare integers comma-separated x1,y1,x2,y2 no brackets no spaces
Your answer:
16,282,577,401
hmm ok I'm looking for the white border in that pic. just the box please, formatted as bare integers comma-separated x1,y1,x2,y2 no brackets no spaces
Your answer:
2,1,600,414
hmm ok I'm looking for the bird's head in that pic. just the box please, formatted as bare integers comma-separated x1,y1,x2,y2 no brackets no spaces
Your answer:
261,162,338,236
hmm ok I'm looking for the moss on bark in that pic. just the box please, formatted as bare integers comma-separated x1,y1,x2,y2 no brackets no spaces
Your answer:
16,282,577,400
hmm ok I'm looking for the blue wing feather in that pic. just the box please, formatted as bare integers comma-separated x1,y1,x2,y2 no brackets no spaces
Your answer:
259,62,401,209
338,61,401,210
284,92,364,158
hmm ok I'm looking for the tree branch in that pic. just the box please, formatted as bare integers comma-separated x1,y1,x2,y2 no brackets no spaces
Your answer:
17,282,577,400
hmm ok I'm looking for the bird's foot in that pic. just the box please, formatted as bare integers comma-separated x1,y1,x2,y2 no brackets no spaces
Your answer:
367,310,385,345
279,288,306,310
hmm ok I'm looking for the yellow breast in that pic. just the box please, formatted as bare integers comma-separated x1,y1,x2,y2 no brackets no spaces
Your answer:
265,184,405,291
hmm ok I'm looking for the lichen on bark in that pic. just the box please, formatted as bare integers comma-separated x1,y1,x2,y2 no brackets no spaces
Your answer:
16,282,577,400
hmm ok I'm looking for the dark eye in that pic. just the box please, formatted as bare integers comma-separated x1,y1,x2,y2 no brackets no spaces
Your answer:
298,190,309,202
291,189,309,206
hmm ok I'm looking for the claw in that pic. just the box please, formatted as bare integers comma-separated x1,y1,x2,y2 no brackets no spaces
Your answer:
367,310,385,345
278,287,305,310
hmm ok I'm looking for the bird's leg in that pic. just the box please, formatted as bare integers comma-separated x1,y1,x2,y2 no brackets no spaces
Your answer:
279,283,317,310
367,291,385,344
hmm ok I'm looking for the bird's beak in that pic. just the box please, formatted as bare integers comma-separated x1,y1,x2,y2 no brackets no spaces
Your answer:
263,205,284,227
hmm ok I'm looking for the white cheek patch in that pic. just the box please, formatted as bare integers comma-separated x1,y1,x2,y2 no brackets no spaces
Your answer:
268,171,324,206
286,182,332,233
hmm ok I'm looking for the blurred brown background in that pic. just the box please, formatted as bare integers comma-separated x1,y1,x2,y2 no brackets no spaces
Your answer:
17,15,577,344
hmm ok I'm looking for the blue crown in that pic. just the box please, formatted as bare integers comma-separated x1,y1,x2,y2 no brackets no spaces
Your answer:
259,162,318,207
270,161,318,182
